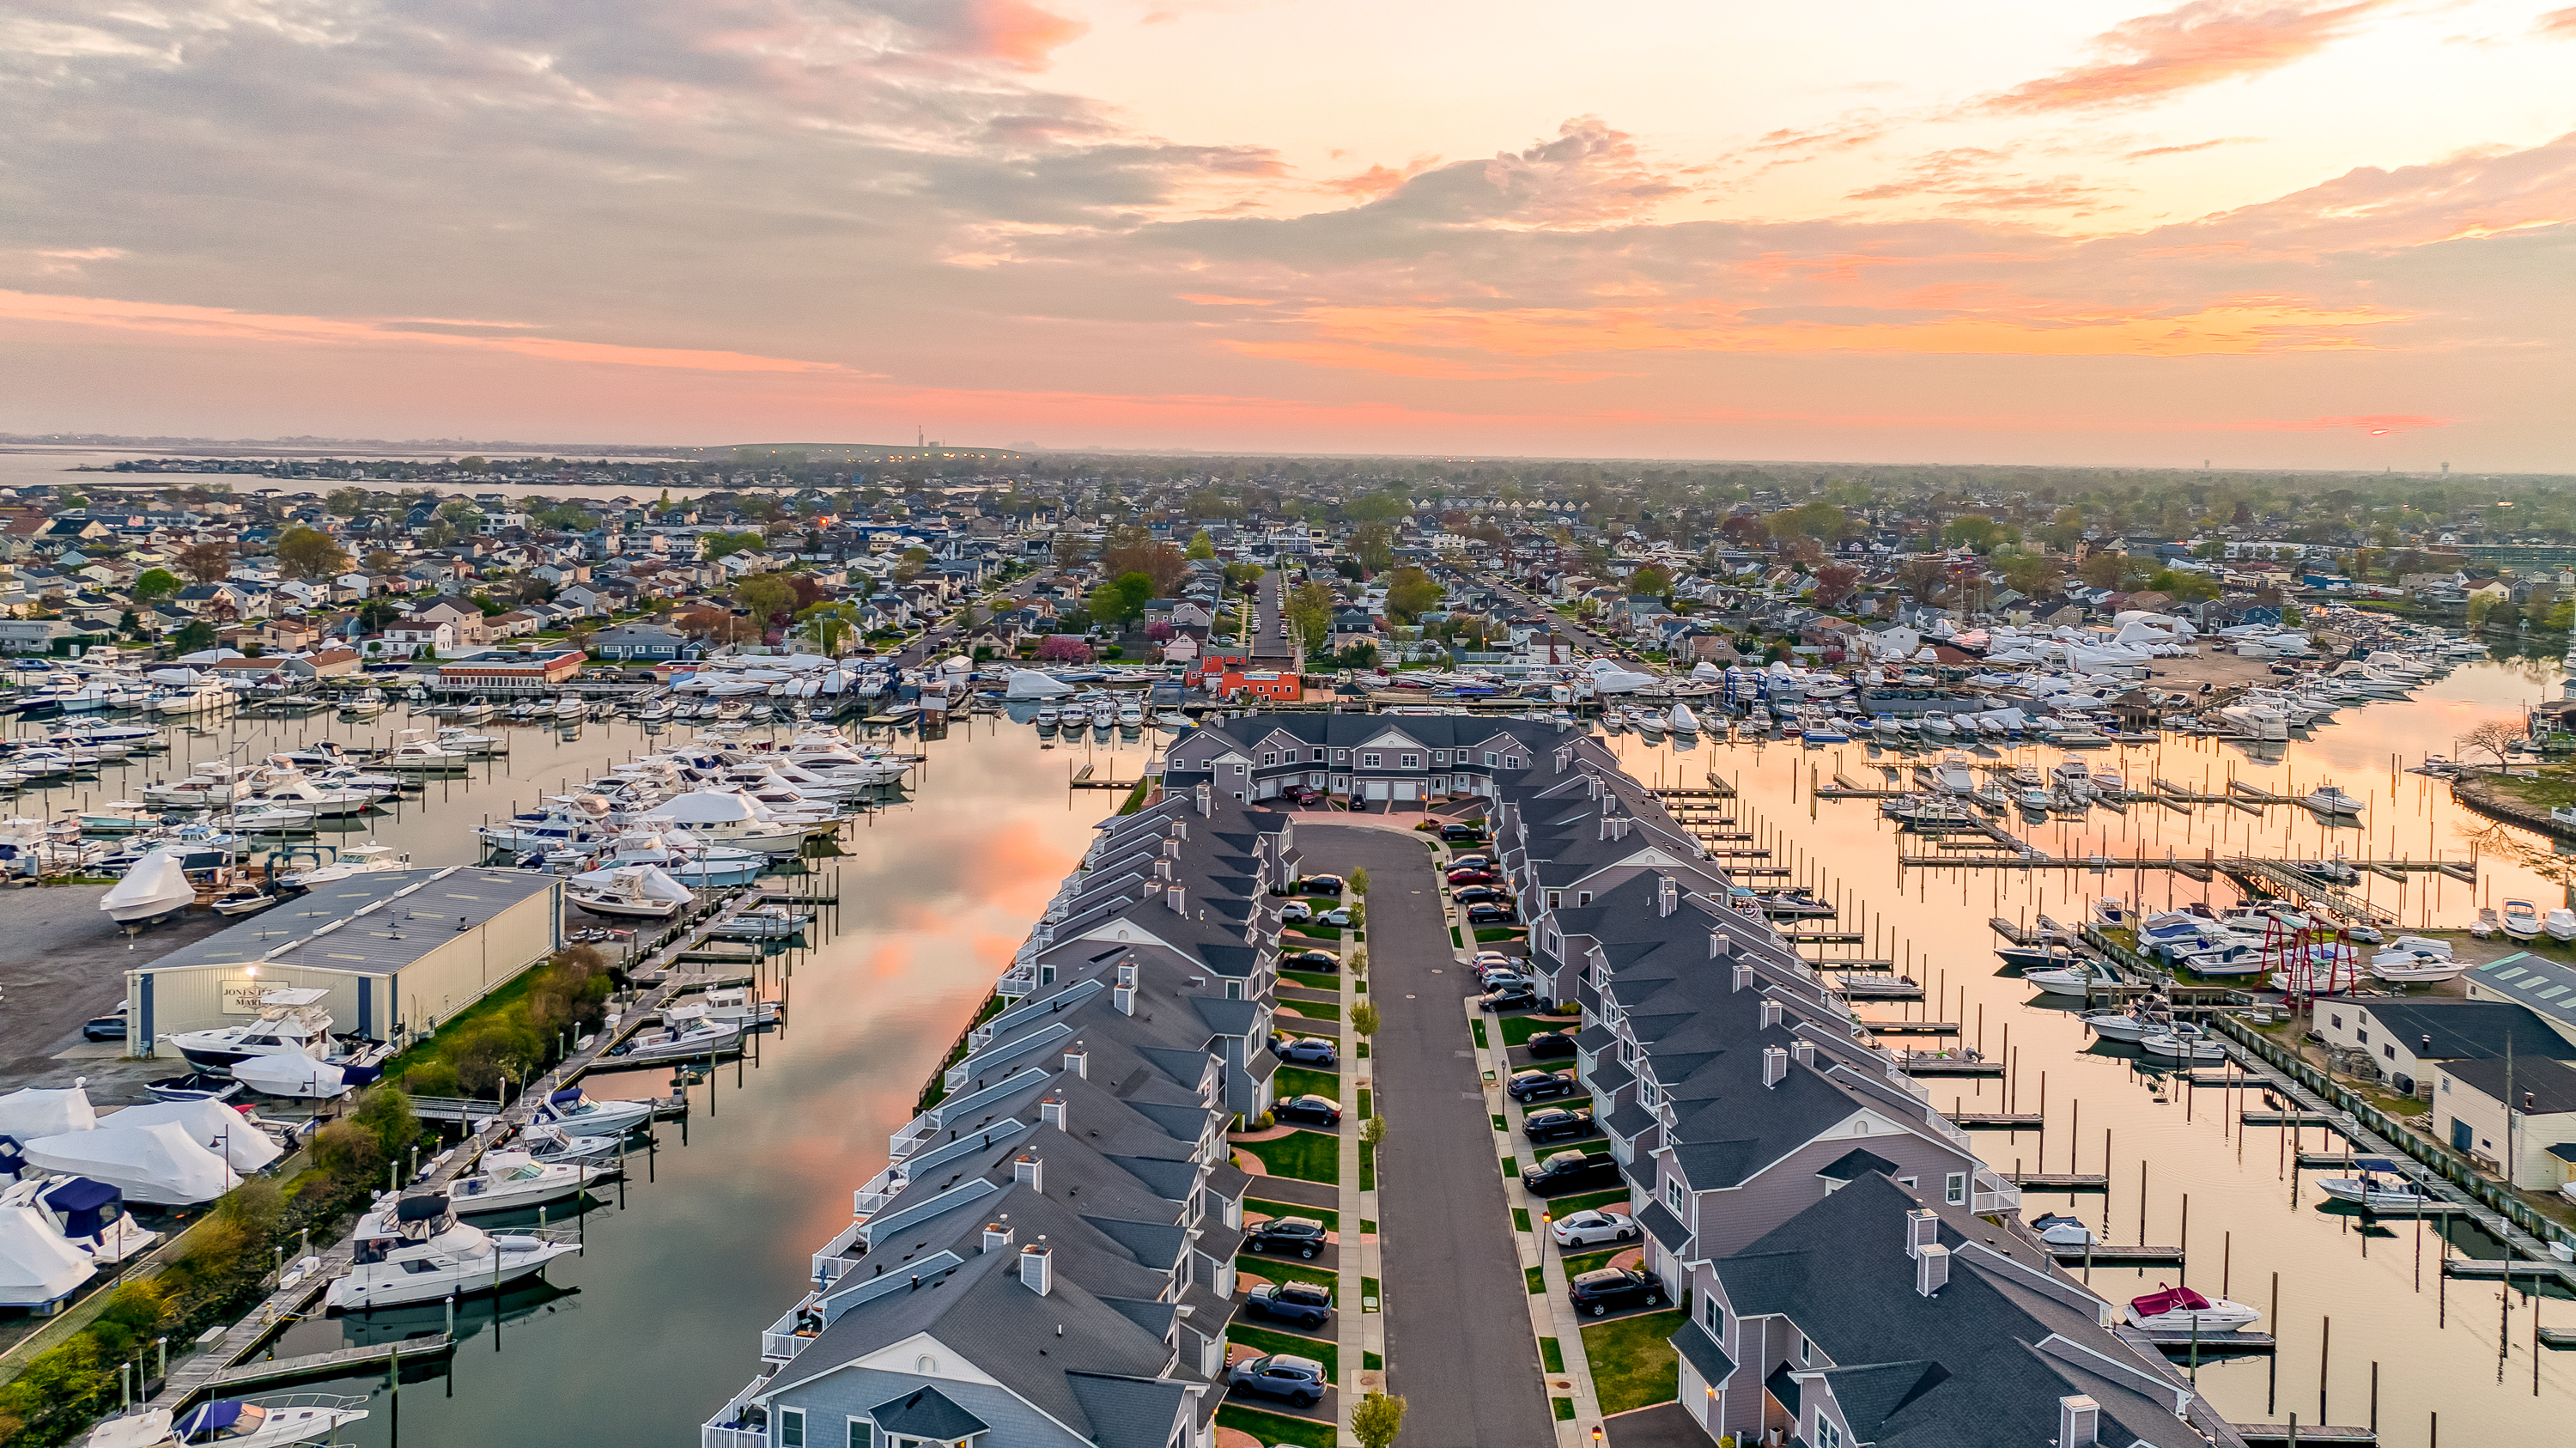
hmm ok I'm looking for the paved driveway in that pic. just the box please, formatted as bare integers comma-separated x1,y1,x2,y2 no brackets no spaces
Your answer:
1297,824,1552,1448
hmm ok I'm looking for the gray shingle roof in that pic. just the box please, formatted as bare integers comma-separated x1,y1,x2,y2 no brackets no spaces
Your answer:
870,1386,988,1441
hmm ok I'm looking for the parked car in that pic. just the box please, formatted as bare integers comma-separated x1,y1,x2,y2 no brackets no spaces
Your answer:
1507,1069,1581,1104
1228,1353,1327,1407
1453,885,1512,907
1449,855,1492,872
1522,1029,1577,1059
1285,949,1338,969
1465,902,1517,926
1471,950,1516,967
1279,901,1314,922
1246,1216,1331,1257
1283,786,1325,805
1568,1267,1665,1316
81,1003,129,1042
1242,1281,1333,1329
1479,983,1539,1013
1315,907,1354,927
1273,1035,1338,1066
1547,1208,1639,1248
1440,824,1487,843
1522,1149,1620,1196
1274,1094,1342,1127
1446,867,1496,885
1474,963,1531,987
1522,1107,1595,1144
1301,874,1346,896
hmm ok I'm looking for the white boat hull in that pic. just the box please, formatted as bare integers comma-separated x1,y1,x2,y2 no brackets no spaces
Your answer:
325,1239,579,1310
2126,1299,2262,1332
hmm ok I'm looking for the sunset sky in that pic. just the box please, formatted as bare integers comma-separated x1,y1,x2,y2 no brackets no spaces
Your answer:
0,0,2569,467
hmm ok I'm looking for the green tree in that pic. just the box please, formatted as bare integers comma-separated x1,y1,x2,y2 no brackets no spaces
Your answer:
1286,580,1335,654
276,525,352,581
1631,563,1673,596
798,601,862,654
1383,565,1444,623
131,569,181,601
352,1086,421,1162
325,486,371,517
1350,1001,1380,1037
702,531,765,561
736,573,796,625
169,619,216,652
895,545,932,582
1351,522,1395,573
1186,530,1217,560
1352,1391,1407,1448
1941,514,2013,551
1347,867,1370,898
436,499,483,531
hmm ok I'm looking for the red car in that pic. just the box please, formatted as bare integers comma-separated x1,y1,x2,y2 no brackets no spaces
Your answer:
1447,867,1495,885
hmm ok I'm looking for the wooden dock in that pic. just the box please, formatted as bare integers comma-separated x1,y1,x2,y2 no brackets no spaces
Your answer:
2242,1110,2342,1127
2441,1257,2576,1280
1069,764,1148,790
1861,1020,1959,1035
1806,958,1896,971
2008,1171,2109,1191
2232,1427,2374,1445
2136,1328,2275,1354
1952,1112,2043,1129
2049,1244,2184,1265
207,1335,454,1390
1899,1056,2002,1077
1779,932,1865,946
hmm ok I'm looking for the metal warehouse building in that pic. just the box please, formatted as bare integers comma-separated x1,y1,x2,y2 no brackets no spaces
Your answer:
124,867,562,1055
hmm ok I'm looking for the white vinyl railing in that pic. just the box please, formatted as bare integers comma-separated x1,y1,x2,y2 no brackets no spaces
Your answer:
702,1377,770,1448
760,1296,821,1362
811,1219,866,1282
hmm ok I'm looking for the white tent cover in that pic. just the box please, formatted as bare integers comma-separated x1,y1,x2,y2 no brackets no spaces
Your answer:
228,1055,348,1100
656,791,756,824
568,864,695,902
0,1086,96,1140
1005,671,1076,699
0,1205,93,1306
101,849,194,919
101,1099,283,1171
22,1122,240,1206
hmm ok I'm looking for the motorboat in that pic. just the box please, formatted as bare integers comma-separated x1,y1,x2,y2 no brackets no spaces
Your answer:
18,1122,240,1205
2314,1163,2442,1213
710,903,811,940
227,801,317,835
60,802,165,836
100,848,196,926
2369,951,2470,985
144,1073,245,1104
2091,897,2131,929
0,1202,97,1310
1933,752,1976,794
276,843,410,889
2175,941,2268,977
0,1177,158,1264
163,987,336,1070
2081,1009,2160,1043
2138,1024,2227,1063
444,1151,611,1215
85,1396,370,1448
604,1013,744,1063
529,1086,654,1137
2024,962,2116,996
2501,899,2543,941
1996,945,2080,971
677,986,780,1025
2018,787,2054,812
2304,783,2365,818
338,689,387,721
154,679,237,718
2124,1284,2261,1332
323,1194,580,1310
210,885,276,916
2549,908,2576,944
230,1053,374,1099
566,864,694,921
1032,707,1060,728
1668,703,1700,735
1756,889,1836,919
2028,1213,2095,1248
377,730,470,776
518,1123,625,1168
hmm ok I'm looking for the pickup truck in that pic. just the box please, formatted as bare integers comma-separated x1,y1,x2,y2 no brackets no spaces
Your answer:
1521,1149,1620,1196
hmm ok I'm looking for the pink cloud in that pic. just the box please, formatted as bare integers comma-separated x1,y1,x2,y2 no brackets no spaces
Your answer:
1988,1,2390,113
2542,8,2576,37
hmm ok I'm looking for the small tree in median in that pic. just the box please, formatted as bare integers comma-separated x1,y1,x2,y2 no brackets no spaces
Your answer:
1351,1001,1380,1038
1347,867,1370,898
1353,1390,1407,1448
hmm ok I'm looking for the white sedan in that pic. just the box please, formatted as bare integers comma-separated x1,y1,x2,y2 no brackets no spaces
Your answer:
1548,1208,1639,1248
1315,907,1355,927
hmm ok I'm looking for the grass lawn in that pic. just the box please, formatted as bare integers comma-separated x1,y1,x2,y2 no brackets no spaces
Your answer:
1361,1219,1376,1233
1281,969,1340,991
1475,926,1527,943
1247,1199,1338,1231
1471,1019,1489,1049
1513,1208,1532,1232
1361,1276,1379,1309
1365,1351,1384,1371
1236,1131,1340,1183
1280,1000,1341,1023
1357,1089,1371,1117
1584,1307,1686,1414
1525,1264,1546,1295
1236,1256,1336,1293
1273,1066,1341,1100
1501,1153,1517,1177
1561,1246,1622,1277
1359,1148,1374,1192
1218,1407,1334,1448
1553,1398,1577,1421
1451,926,1465,947
1552,1188,1633,1215
1540,1336,1565,1372
1230,1324,1338,1382
1288,924,1344,941
1501,1013,1582,1047
1491,1113,1507,1132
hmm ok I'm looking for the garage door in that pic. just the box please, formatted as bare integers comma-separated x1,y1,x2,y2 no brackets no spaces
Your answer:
1364,780,1390,800
1393,781,1419,800
1257,778,1281,799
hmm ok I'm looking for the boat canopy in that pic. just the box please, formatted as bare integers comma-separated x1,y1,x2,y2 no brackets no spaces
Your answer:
656,791,757,824
35,1177,126,1239
178,1402,248,1437
2130,1286,2212,1316
1004,671,1076,699
0,1204,94,1307
0,1086,96,1139
228,1055,350,1100
100,849,194,918
21,1121,239,1205
569,863,694,902
103,1098,284,1171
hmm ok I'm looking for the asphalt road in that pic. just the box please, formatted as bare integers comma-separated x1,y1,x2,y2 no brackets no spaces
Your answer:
1299,824,1553,1448
0,886,228,1097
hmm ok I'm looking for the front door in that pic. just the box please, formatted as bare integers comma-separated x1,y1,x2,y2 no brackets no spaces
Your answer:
2452,1117,2474,1153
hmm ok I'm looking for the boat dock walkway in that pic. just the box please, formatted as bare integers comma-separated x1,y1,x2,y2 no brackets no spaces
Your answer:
2008,1171,2109,1191
1953,1112,2044,1129
2049,1244,2184,1266
2231,1425,2374,1445
206,1335,454,1391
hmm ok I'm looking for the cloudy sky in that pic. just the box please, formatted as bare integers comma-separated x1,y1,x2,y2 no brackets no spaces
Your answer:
1,0,2569,467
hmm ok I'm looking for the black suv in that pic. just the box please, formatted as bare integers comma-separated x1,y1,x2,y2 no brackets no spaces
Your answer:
1522,1149,1619,1196
1522,1108,1595,1144
1246,1216,1330,1258
1522,1029,1577,1060
1440,824,1487,844
1300,874,1346,896
1465,902,1518,926
1479,983,1539,1013
1507,1070,1581,1104
1568,1267,1665,1317
1242,1281,1333,1329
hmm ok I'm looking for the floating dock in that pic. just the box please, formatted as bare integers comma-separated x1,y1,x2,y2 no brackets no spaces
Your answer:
207,1335,454,1390
2007,1171,2109,1191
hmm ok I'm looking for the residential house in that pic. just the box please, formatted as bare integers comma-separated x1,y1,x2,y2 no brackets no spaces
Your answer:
589,624,693,662
368,621,455,659
282,648,362,680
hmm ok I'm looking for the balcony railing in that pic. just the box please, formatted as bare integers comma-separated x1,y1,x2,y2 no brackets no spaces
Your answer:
853,1167,902,1216
811,1220,866,1283
760,1295,822,1362
702,1376,771,1448
889,1115,936,1161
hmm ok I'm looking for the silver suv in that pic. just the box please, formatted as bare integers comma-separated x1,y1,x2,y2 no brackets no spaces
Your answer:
1228,1353,1327,1407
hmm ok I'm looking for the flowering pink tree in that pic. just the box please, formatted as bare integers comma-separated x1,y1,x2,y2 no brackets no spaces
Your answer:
1145,620,1175,643
1035,635,1093,664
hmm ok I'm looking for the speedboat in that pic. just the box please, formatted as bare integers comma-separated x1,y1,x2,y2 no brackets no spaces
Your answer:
162,987,336,1070
529,1086,654,1137
566,865,693,922
2024,963,2114,996
277,843,410,889
1757,889,1836,919
444,1151,611,1214
144,1073,245,1104
2501,899,2543,941
605,1013,744,1063
210,885,276,916
2028,1212,2095,1248
84,1396,369,1448
1032,707,1059,728
710,903,811,940
0,1177,159,1264
677,986,780,1025
2091,897,2131,929
1996,945,2078,971
2369,951,2469,985
2018,787,2054,812
2080,1010,2157,1043
519,1123,625,1168
2138,1025,2227,1063
2175,941,2267,977
2124,1284,2261,1332
2315,1165,2441,1214
324,1195,580,1311
2549,909,2576,944
2304,784,2365,818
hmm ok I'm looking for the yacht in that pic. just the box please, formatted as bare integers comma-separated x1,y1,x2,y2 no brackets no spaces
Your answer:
100,849,197,926
530,1086,656,1136
604,1013,744,1063
2080,1007,2162,1043
2023,961,2117,995
337,689,387,721
1668,703,1700,735
2501,899,2543,942
519,1123,625,1168
2314,1165,2441,1214
2018,787,2054,812
566,866,693,921
2369,950,2469,984
142,764,248,809
2124,1285,2261,1333
2304,783,2365,818
85,1396,370,1448
323,1195,580,1310
163,987,337,1069
226,801,317,835
153,679,236,718
2137,1023,2227,1063
276,843,410,889
1032,707,1060,728
377,730,470,776
1933,752,1977,794
0,1176,159,1264
443,1151,611,1215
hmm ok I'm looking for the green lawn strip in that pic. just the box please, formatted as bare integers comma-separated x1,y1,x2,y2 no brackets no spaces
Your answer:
1358,1149,1374,1192
1501,1153,1517,1177
1218,1408,1335,1448
1475,927,1527,943
1236,1130,1340,1183
1561,1246,1623,1277
1287,924,1344,941
1117,777,1151,814
1501,1013,1583,1047
1273,1066,1342,1101
1512,1208,1533,1233
1353,978,1365,994
1552,1398,1577,1421
1491,1113,1507,1133
1450,925,1465,947
1279,1000,1342,1024
1550,1187,1633,1215
1356,1090,1371,1118
1583,1308,1689,1414
1364,1351,1384,1372
1280,970,1340,991
1235,1256,1337,1293
1357,1043,1370,1059
1525,1264,1546,1295
1471,1019,1489,1049
1540,1336,1566,1372
1361,1276,1380,1310
1245,1199,1339,1231
1230,1324,1339,1382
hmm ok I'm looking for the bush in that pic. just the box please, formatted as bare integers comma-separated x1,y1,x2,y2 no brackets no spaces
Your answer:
309,1120,385,1183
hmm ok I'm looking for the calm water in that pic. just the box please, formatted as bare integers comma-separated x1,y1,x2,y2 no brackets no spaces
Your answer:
24,661,2576,1444
10,705,1155,1447
1603,655,2575,1441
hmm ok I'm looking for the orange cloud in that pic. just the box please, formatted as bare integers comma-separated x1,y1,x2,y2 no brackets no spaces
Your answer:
947,0,1089,70
1989,1,2389,113
2542,8,2576,37
1220,338,1619,382
0,289,851,374
2216,412,2450,432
